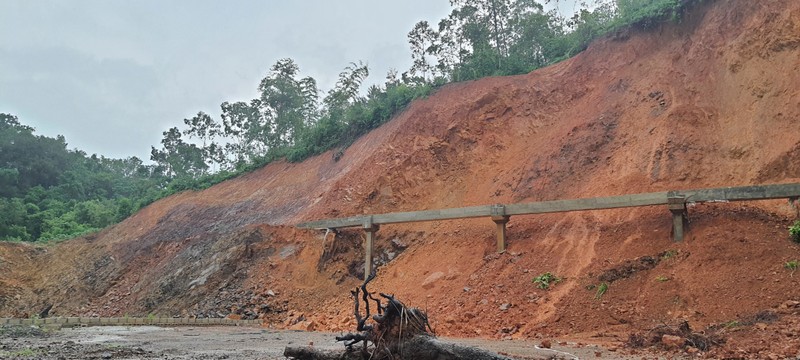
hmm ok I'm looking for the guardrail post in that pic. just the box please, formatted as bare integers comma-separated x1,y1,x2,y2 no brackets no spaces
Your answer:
491,205,510,252
363,216,378,279
668,195,687,242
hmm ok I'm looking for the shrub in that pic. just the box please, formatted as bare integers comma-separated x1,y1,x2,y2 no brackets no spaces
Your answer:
532,272,562,290
785,260,798,273
595,282,609,299
789,220,800,243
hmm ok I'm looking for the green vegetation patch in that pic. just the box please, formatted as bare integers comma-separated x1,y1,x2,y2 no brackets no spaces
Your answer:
532,272,562,290
789,220,800,243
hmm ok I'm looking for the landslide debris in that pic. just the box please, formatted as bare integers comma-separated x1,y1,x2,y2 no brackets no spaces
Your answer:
1,0,800,358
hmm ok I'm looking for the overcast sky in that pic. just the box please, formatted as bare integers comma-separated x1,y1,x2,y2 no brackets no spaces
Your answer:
1,0,579,160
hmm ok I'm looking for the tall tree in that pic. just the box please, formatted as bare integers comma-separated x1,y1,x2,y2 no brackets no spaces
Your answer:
258,58,318,148
182,111,222,171
182,111,221,149
220,99,264,167
323,61,370,124
407,21,438,80
150,127,207,178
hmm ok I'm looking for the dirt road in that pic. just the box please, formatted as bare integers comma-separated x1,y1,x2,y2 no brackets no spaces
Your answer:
0,325,656,359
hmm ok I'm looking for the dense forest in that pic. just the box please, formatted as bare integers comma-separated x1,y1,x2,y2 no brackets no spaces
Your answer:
0,0,695,242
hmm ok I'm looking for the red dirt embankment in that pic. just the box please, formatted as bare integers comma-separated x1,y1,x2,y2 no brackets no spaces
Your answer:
2,0,800,358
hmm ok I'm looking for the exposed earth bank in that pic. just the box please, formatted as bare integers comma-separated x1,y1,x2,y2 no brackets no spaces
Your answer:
2,0,800,359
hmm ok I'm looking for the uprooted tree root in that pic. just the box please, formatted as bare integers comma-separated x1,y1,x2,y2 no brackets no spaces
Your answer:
626,320,725,352
284,271,512,360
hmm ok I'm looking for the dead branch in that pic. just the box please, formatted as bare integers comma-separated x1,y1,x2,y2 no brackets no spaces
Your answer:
284,270,513,360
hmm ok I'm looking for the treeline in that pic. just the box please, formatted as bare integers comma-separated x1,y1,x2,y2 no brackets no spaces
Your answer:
148,0,695,178
1,0,696,242
0,114,159,241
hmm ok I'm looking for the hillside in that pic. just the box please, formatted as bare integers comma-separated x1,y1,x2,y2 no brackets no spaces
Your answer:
2,0,800,358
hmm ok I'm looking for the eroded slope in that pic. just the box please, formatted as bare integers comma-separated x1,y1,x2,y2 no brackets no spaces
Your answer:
1,0,799,357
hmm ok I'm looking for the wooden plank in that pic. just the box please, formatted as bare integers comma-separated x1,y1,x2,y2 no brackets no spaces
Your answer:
372,205,494,224
296,183,800,229
673,183,800,202
298,215,367,229
504,191,669,215
297,205,494,229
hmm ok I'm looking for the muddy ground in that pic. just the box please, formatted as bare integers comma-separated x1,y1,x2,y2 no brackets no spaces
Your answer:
0,325,655,360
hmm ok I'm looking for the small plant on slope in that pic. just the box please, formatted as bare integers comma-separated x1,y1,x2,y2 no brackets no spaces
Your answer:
786,260,799,276
790,220,800,243
661,249,678,260
595,282,609,299
532,272,562,290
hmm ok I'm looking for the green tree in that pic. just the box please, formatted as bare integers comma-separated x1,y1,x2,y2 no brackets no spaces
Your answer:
0,197,30,240
150,127,208,178
323,61,370,124
0,113,72,194
408,21,438,80
220,99,264,167
258,58,319,148
182,111,223,171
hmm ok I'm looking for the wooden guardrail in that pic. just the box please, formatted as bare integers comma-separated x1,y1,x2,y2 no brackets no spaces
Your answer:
297,183,800,279
298,183,800,229
0,317,260,328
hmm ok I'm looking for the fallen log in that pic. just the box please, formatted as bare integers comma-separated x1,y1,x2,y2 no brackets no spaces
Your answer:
284,271,513,360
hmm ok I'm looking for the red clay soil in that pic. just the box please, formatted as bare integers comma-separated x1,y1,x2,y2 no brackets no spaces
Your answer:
2,0,800,358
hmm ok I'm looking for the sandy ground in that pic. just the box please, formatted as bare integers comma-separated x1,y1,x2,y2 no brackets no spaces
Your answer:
0,325,656,360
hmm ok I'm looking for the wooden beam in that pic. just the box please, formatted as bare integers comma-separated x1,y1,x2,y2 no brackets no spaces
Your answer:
672,183,800,203
297,205,494,229
668,196,687,242
296,183,800,230
363,216,377,280
492,216,510,253
504,191,669,215
490,204,508,252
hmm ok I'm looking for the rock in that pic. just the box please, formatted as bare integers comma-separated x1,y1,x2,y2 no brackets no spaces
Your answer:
780,300,799,309
266,290,276,297
661,334,685,349
421,272,445,289
686,346,700,354
499,303,511,311
289,320,316,331
463,287,471,292
101,352,112,359
391,238,407,250
540,339,552,348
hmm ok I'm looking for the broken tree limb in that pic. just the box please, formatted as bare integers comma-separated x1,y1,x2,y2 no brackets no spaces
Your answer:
284,270,514,360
